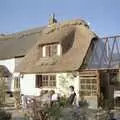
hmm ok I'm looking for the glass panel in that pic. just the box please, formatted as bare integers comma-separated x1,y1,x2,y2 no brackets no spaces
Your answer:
80,78,97,96
80,79,86,83
49,75,56,87
45,45,50,57
86,85,91,89
51,44,57,56
92,79,97,83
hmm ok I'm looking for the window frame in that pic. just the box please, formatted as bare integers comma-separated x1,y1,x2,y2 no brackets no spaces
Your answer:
42,43,61,57
80,79,97,96
36,74,56,88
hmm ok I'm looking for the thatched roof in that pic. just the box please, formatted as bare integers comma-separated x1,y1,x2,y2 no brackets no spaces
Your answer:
16,19,98,73
0,65,11,77
0,27,44,60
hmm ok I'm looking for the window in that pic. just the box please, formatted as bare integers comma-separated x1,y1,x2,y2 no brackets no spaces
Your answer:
46,44,57,57
36,75,56,87
14,77,20,89
42,44,61,57
80,79,97,96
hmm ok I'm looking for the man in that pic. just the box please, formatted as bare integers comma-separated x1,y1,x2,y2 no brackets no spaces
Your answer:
67,86,76,105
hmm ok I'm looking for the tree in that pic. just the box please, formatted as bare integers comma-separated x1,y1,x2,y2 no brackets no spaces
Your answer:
0,78,11,120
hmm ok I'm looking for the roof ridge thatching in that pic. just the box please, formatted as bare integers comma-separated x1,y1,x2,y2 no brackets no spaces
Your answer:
42,19,89,35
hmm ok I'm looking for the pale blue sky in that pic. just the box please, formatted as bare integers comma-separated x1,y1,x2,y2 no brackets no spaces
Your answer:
0,0,120,37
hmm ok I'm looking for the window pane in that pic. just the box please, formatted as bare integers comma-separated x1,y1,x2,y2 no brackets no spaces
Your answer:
86,79,90,83
53,75,56,80
42,75,45,80
51,44,57,56
36,76,39,88
81,79,85,83
45,75,48,80
49,75,56,87
46,46,50,57
42,80,48,87
80,78,97,96
92,85,97,90
53,81,56,86
50,75,53,80
86,85,91,89
92,79,97,83
42,75,48,87
81,85,86,89
36,75,42,88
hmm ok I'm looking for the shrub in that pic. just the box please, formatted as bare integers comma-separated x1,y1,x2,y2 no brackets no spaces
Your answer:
59,96,67,107
0,109,11,120
13,91,21,109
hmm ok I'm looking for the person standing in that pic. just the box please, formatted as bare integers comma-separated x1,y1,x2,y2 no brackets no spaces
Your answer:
67,86,76,105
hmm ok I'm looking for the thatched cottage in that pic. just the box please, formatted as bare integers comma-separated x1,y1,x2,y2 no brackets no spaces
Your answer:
1,18,120,109
15,19,102,109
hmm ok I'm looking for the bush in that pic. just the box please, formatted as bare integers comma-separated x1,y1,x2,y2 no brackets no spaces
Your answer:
44,96,89,120
45,105,90,120
0,109,11,120
30,95,93,120
59,96,67,107
47,105,62,120
13,91,21,109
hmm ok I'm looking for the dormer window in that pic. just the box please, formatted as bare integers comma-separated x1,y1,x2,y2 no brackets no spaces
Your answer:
42,43,61,57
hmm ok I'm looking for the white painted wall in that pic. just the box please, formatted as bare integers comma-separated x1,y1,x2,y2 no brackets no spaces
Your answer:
56,73,80,97
20,74,41,96
15,57,24,69
0,58,15,73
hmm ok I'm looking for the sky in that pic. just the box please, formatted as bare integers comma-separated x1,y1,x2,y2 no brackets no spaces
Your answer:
0,0,120,37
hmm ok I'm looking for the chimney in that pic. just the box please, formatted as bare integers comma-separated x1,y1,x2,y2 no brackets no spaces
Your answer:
48,13,57,25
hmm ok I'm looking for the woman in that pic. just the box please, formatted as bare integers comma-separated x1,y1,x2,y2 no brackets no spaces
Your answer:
67,86,76,105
